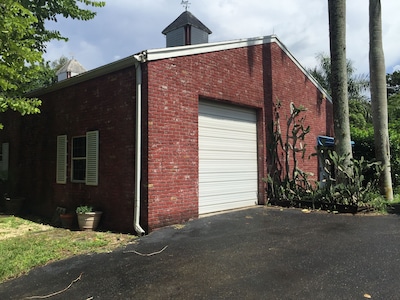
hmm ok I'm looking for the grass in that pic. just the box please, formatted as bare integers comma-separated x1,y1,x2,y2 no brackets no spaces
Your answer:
0,216,137,283
361,192,400,214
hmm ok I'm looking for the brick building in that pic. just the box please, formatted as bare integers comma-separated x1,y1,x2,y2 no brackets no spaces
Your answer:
0,12,333,234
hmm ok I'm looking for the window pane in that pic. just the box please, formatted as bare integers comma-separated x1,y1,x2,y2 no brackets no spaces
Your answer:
73,137,86,158
73,159,86,181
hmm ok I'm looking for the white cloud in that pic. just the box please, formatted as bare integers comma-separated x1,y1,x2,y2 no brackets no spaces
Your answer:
393,65,400,72
43,0,400,75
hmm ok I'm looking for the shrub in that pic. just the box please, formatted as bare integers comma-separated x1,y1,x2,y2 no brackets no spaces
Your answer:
316,150,383,207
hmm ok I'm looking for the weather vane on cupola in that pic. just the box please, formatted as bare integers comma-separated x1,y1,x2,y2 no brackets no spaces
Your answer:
181,0,191,11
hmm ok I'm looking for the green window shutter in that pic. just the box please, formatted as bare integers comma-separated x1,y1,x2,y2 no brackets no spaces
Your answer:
56,135,67,184
1,142,9,180
86,130,99,186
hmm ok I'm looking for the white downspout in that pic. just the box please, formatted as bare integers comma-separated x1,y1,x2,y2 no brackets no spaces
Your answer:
133,53,146,236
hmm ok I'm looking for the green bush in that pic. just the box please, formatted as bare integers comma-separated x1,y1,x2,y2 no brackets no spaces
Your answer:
351,126,400,187
316,150,382,207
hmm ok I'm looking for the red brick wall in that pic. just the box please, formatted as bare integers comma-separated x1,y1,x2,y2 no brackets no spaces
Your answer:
144,47,266,230
0,68,137,233
0,40,333,233
268,42,334,182
143,42,333,230
142,42,317,230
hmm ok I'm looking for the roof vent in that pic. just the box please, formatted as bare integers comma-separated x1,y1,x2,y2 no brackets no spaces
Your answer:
56,59,87,82
162,11,212,47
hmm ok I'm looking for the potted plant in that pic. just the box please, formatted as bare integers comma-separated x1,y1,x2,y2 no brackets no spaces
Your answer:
76,205,102,231
59,211,75,229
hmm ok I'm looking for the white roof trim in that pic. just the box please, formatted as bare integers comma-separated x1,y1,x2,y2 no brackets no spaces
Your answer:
28,34,330,101
271,37,332,103
144,35,331,102
146,35,276,61
27,55,138,96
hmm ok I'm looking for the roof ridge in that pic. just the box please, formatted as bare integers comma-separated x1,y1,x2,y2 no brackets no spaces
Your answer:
162,10,212,35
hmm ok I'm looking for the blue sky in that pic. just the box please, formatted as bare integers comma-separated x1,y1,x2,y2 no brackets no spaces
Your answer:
44,0,400,75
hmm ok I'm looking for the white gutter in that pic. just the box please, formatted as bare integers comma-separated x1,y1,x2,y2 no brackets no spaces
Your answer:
133,52,147,236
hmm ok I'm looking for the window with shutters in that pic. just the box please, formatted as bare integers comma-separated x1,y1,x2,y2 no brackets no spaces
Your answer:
57,131,98,186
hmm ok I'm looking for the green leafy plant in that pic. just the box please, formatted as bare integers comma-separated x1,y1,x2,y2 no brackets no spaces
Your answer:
316,150,383,207
264,99,388,212
76,205,93,214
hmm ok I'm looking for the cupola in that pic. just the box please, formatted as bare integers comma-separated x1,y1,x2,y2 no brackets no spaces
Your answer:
162,10,212,47
56,58,87,82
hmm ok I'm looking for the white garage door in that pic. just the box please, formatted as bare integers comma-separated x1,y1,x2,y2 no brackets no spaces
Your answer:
199,101,258,214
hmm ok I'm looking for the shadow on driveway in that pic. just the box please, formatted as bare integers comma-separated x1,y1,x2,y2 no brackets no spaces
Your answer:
1,206,400,299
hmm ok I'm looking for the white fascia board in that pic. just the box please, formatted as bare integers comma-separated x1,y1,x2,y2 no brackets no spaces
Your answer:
145,35,277,61
27,55,139,97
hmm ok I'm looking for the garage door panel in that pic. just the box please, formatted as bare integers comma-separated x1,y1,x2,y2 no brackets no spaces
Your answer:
200,137,257,152
200,180,257,197
199,101,258,214
201,103,256,120
200,153,257,161
199,129,257,148
200,172,256,182
200,194,258,214
200,122,256,136
200,149,257,160
200,159,257,172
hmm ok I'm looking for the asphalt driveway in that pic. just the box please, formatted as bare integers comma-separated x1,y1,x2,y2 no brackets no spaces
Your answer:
1,206,400,299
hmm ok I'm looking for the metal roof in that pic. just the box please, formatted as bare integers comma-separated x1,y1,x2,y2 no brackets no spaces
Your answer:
162,11,212,35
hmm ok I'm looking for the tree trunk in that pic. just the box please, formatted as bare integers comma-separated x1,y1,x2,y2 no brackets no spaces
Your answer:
328,0,353,176
369,0,393,200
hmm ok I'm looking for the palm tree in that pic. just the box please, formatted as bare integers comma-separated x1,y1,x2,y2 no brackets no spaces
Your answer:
308,53,369,101
328,0,353,175
369,0,393,200
308,54,372,130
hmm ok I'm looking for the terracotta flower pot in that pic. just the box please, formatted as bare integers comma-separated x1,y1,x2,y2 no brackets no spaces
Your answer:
60,213,75,229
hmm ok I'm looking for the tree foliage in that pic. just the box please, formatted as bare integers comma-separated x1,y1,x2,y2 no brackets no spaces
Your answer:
19,0,105,51
308,53,369,101
388,93,400,123
349,99,372,129
309,53,372,131
387,71,400,96
0,0,42,121
28,56,71,92
0,0,105,125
